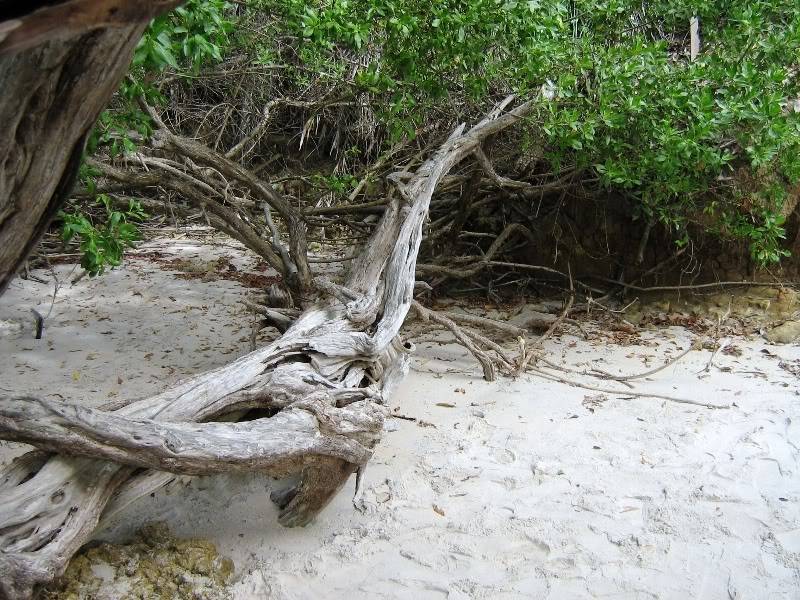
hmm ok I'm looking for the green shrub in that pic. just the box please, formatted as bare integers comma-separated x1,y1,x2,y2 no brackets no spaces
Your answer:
252,0,800,264
59,195,148,277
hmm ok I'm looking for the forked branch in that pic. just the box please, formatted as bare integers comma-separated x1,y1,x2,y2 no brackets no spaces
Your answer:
0,96,535,599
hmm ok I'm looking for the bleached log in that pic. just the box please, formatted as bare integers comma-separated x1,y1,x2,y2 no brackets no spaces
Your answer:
0,97,533,599
0,395,382,474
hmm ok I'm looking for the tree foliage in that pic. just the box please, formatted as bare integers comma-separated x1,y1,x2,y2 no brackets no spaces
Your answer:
253,0,800,263
73,0,800,270
59,194,147,276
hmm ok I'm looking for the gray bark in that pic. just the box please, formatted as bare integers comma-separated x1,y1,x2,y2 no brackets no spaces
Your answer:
0,97,533,599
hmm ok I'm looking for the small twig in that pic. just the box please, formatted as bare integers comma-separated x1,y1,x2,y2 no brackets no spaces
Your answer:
43,263,62,321
22,263,48,284
531,336,701,388
30,262,65,339
702,300,732,373
390,413,417,422
600,341,702,382
249,310,259,351
417,259,607,295
137,95,167,130
597,278,799,293
529,367,730,409
304,199,388,216
308,254,357,263
586,295,639,316
539,264,575,343
536,357,634,388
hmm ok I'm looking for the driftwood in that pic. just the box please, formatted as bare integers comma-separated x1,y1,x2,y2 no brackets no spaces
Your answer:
0,395,382,474
0,97,534,599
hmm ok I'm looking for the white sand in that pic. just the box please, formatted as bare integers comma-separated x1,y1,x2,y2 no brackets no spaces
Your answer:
1,236,799,599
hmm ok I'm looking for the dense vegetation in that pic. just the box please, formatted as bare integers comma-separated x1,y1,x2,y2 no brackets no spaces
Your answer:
63,0,800,278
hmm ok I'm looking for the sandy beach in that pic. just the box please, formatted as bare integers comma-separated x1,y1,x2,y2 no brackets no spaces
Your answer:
2,236,798,599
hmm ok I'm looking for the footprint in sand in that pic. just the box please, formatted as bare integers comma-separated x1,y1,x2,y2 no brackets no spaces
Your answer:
490,447,517,464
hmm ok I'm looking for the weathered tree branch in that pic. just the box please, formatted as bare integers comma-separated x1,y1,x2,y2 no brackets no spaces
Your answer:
89,158,289,277
411,301,500,380
151,129,315,296
0,21,153,294
0,1,182,55
0,96,534,599
0,395,381,475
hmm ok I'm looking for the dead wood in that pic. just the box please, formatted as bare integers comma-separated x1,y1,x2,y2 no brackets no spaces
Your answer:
411,301,499,381
0,97,534,599
90,159,290,277
447,161,484,245
528,367,731,409
89,112,317,299
0,395,381,475
417,223,536,281
0,1,182,55
428,310,532,338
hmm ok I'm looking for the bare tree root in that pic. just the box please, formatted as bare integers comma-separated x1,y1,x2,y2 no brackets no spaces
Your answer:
433,310,531,338
417,222,536,280
586,340,702,382
515,268,575,375
406,287,723,411
411,301,508,380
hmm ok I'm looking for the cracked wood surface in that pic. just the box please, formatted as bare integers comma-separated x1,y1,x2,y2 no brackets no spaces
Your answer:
0,395,382,475
0,98,533,599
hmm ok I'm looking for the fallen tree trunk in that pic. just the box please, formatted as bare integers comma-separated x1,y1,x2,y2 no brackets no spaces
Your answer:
0,97,533,599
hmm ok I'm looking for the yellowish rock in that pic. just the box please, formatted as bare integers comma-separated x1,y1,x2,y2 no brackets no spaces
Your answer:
767,320,800,344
